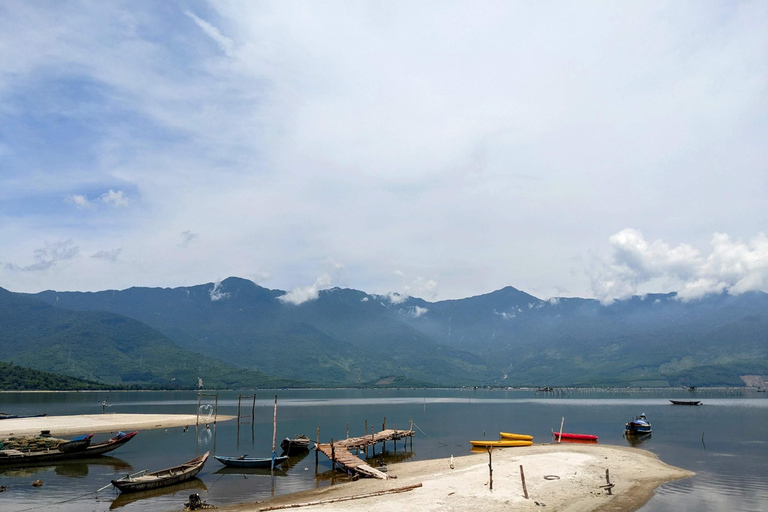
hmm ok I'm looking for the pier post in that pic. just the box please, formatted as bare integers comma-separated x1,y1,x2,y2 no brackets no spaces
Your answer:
252,395,256,422
237,395,242,423
371,426,376,457
196,394,202,426
520,465,528,498
346,422,349,439
331,438,336,469
316,426,320,468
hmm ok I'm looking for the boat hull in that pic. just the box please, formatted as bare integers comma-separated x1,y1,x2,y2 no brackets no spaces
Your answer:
112,452,209,493
0,431,137,467
554,432,598,441
214,454,288,468
470,440,533,448
499,432,534,441
669,400,701,406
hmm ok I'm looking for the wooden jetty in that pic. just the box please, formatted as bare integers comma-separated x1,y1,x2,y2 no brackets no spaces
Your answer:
316,428,414,480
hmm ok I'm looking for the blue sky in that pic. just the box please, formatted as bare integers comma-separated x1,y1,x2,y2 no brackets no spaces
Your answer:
1,1,766,304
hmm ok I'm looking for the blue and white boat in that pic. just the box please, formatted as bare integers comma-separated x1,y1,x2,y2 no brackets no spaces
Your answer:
625,413,652,435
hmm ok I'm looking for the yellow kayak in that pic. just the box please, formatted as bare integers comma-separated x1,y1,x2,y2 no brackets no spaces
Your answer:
470,439,533,448
499,432,534,441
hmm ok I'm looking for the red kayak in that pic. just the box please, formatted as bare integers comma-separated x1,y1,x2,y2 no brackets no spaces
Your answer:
553,432,598,442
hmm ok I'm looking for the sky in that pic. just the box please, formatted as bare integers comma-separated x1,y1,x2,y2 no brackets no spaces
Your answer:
0,1,766,305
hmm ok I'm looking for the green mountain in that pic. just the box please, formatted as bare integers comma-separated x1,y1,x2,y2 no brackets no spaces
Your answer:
19,277,768,387
0,361,105,391
0,288,302,389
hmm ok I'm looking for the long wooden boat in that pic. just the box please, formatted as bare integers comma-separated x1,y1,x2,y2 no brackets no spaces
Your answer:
111,452,209,493
214,454,288,468
109,477,207,510
669,400,701,406
0,412,48,420
499,432,534,441
280,434,311,455
553,432,598,442
0,431,138,467
469,439,533,448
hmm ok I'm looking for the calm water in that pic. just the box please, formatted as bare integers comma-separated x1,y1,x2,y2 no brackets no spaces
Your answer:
1,388,766,512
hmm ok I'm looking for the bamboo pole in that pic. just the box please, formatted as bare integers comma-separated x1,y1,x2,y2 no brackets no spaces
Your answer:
520,465,529,499
196,393,202,426
487,446,493,490
315,426,320,468
252,394,256,422
558,417,565,443
271,395,278,470
214,393,219,425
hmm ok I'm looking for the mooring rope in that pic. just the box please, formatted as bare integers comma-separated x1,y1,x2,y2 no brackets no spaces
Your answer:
411,422,448,447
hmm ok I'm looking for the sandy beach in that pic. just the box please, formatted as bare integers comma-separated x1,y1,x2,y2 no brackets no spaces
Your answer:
0,413,235,438
220,443,693,512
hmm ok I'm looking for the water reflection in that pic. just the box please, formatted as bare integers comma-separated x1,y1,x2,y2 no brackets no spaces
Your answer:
109,477,207,509
624,433,652,447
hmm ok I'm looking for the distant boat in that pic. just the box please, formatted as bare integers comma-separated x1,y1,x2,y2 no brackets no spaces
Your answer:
0,412,48,420
499,432,534,441
0,431,137,467
669,400,701,406
553,432,598,442
280,434,311,455
625,413,652,435
469,439,533,448
214,454,289,468
111,452,209,493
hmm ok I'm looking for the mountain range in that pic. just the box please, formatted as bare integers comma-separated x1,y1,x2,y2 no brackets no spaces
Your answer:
2,276,767,388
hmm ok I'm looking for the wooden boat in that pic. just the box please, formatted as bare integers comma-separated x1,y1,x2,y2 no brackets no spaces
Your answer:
111,452,210,493
214,454,288,469
499,432,534,441
669,400,701,405
58,433,94,452
625,413,652,435
0,412,48,420
0,431,138,467
280,434,311,455
109,477,207,509
469,439,533,448
553,432,598,442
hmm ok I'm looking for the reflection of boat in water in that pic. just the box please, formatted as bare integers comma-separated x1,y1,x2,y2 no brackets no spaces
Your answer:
624,433,652,446
111,452,209,493
109,477,207,509
0,412,47,420
213,465,288,477
0,455,132,478
625,413,652,435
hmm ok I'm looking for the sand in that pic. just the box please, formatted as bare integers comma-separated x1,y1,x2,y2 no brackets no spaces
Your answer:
220,443,693,512
0,413,235,438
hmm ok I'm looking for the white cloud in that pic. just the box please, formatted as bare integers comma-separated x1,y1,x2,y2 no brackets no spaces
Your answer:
408,305,428,318
185,10,235,58
209,280,229,301
5,240,80,272
278,260,346,305
592,229,768,303
100,189,129,207
68,194,90,207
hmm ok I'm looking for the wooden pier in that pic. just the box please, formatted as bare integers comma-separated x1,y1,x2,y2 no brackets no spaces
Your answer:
316,428,415,480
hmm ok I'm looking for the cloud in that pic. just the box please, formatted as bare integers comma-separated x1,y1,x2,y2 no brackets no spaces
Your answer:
68,194,90,207
180,231,199,247
91,248,121,262
185,10,235,57
5,240,80,272
591,229,768,303
407,305,428,318
209,280,229,301
278,260,346,305
100,189,129,207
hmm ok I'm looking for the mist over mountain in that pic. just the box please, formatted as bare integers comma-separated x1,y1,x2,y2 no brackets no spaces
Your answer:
18,277,768,388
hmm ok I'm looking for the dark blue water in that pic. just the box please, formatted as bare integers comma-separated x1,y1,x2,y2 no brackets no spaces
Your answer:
1,388,766,512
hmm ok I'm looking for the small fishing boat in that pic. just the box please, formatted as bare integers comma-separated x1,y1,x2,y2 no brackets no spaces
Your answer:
499,432,534,441
214,454,288,469
0,412,48,420
625,413,652,435
280,434,311,455
0,431,137,467
669,400,701,406
58,433,94,452
469,439,533,448
111,452,210,493
553,432,598,442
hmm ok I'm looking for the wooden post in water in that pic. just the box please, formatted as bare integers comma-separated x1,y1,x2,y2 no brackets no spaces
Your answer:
214,394,219,425
237,395,242,423
410,418,413,450
346,422,349,439
315,426,320,469
331,438,336,470
371,426,376,457
382,418,386,451
520,465,529,499
251,395,256,422
487,446,493,490
271,395,277,470
196,393,202,426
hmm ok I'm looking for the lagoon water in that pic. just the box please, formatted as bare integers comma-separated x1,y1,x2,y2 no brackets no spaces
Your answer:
1,388,767,512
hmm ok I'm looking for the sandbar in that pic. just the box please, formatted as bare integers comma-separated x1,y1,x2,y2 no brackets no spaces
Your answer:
0,413,235,438
220,443,693,512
